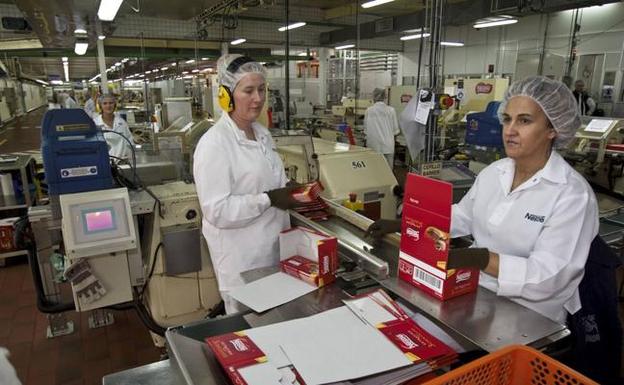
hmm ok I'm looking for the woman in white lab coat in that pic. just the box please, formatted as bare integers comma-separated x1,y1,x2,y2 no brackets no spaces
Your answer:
449,76,598,324
93,94,135,161
367,76,598,324
193,54,303,314
364,88,400,168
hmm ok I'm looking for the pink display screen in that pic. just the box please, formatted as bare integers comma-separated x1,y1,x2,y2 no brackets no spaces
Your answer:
84,209,115,233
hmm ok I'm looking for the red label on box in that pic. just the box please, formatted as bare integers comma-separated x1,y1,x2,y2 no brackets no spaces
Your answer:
378,318,456,363
205,332,266,369
280,227,338,287
399,173,479,301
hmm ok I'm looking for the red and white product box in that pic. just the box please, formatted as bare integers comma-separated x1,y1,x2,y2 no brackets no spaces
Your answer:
279,227,338,287
398,173,479,301
291,181,323,203
205,332,267,385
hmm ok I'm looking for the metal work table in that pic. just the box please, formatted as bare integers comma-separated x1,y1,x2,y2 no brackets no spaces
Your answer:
103,360,180,385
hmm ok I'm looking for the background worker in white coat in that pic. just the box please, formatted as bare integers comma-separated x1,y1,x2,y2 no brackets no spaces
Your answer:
83,91,96,119
93,94,135,161
364,88,400,168
193,54,303,314
366,76,598,324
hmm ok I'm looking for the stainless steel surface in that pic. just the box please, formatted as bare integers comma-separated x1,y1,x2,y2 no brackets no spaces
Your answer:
166,331,224,385
290,211,390,278
241,266,347,328
102,359,181,385
380,277,566,352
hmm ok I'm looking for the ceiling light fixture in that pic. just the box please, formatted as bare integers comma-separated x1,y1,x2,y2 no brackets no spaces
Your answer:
231,38,246,45
74,40,88,55
61,56,68,62
192,69,199,73
171,63,177,66
361,0,394,8
98,0,124,21
473,16,518,29
186,59,195,64
297,52,307,57
335,44,355,50
63,62,69,82
201,57,208,61
441,41,465,47
121,58,129,63
278,22,306,32
400,33,431,41
161,67,168,71
98,35,106,40
74,28,87,34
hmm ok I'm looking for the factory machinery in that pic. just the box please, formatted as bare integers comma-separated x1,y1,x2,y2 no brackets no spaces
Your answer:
31,102,619,385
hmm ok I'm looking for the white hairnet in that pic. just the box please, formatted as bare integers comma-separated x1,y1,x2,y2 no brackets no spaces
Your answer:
373,88,385,102
98,94,116,105
498,75,580,149
217,54,266,91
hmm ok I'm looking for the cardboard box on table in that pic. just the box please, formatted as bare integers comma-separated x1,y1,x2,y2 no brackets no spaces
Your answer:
279,227,338,287
398,173,479,300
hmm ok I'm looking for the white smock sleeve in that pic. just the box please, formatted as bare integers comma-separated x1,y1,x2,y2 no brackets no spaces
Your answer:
193,140,271,230
392,107,400,136
451,176,478,237
497,189,598,300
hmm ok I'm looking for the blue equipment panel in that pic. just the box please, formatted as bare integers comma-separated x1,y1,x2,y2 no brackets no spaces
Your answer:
465,101,504,149
41,109,112,195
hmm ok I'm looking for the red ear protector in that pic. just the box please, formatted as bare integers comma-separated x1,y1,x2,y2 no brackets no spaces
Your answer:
218,56,255,112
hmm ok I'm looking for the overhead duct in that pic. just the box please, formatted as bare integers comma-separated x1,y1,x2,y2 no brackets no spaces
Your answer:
320,0,622,45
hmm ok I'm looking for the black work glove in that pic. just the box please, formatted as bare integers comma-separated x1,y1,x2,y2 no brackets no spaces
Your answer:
266,185,302,211
447,248,490,270
364,219,402,241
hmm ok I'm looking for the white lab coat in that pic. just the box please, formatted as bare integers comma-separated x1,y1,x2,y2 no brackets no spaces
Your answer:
93,113,135,160
364,102,400,155
84,98,96,118
193,113,290,297
451,151,598,323
65,95,78,109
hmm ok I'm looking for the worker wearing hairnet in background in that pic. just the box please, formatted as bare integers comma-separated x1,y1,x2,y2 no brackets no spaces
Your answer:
364,88,400,168
193,54,304,314
93,94,135,161
367,76,598,323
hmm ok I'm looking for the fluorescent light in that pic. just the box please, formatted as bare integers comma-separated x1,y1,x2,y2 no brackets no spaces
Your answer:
441,41,464,47
161,66,168,71
201,57,208,61
145,70,151,74
98,35,106,40
400,33,431,41
473,16,518,29
171,63,177,66
74,41,88,55
200,68,211,73
74,28,87,34
362,0,394,8
121,58,129,63
98,0,124,21
63,63,69,82
192,69,199,73
185,59,195,64
61,56,68,62
115,62,121,66
231,38,246,45
278,22,306,32
259,62,266,65
51,80,64,85
297,52,307,57
335,44,355,50
152,68,159,72
182,71,189,74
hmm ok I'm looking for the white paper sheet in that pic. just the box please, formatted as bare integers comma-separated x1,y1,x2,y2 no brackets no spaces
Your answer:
245,316,309,368
238,362,283,385
585,119,614,133
343,296,397,327
281,307,412,385
229,272,317,313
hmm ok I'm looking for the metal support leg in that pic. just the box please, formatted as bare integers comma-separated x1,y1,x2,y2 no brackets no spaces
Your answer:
88,308,115,329
46,313,74,338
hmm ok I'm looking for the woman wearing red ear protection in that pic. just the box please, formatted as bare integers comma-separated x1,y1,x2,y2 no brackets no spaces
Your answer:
193,54,305,314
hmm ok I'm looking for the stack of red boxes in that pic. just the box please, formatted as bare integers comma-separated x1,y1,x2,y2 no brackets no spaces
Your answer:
398,173,479,300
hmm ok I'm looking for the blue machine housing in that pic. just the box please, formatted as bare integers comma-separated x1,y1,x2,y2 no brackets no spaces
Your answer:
41,109,112,195
465,101,504,149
